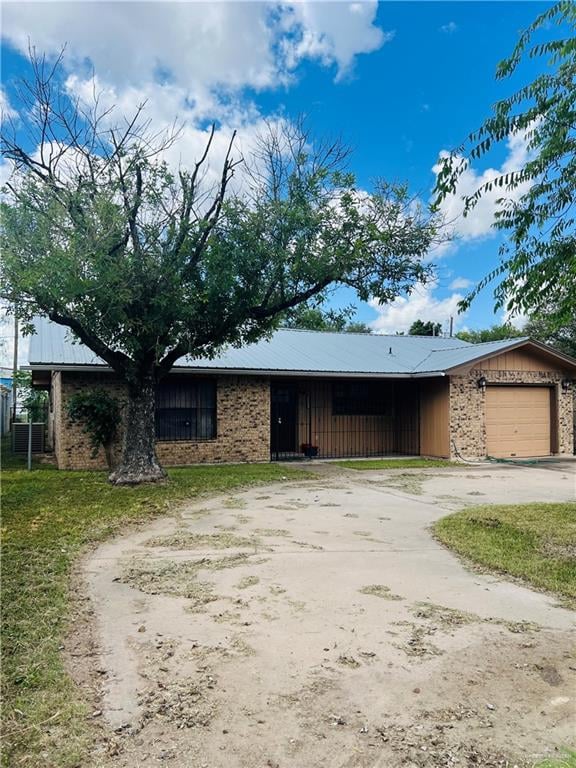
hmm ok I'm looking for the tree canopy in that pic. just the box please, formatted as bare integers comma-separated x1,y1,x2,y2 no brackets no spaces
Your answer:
1,53,442,483
454,315,576,358
434,1,576,327
455,324,524,344
524,311,576,358
408,320,442,337
282,304,372,333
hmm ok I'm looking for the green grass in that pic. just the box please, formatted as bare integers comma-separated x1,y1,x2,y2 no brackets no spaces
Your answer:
434,503,576,608
332,458,454,470
534,750,576,767
1,449,308,768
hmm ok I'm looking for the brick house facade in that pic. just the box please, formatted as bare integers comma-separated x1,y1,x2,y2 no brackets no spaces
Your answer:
30,322,576,470
50,371,271,470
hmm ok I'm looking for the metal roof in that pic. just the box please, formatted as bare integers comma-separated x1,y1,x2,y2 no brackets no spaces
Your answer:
411,338,532,373
27,316,541,376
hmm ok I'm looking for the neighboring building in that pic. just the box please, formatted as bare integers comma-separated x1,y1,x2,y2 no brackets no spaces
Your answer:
0,367,14,436
0,384,11,436
0,368,13,391
27,318,576,470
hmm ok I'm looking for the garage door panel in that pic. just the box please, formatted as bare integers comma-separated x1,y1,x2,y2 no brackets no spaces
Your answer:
485,386,551,458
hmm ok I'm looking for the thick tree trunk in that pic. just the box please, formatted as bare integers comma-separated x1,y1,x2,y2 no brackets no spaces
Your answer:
109,376,166,485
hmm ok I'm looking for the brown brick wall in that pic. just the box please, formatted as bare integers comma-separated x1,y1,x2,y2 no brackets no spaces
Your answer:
156,376,270,466
53,372,128,470
53,372,270,470
449,368,574,460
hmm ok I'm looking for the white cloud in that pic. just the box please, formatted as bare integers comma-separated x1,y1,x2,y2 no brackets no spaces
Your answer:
281,2,390,81
57,73,294,204
0,87,17,121
0,90,18,189
368,282,466,335
0,306,29,370
500,284,529,330
432,126,533,244
502,309,528,331
440,21,458,34
2,2,388,93
0,159,13,190
2,2,391,188
448,277,473,290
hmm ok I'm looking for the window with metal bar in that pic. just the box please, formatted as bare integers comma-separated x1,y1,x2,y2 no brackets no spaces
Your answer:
155,378,216,441
332,381,387,416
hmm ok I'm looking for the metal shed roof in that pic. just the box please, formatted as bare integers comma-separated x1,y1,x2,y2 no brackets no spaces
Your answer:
26,317,548,377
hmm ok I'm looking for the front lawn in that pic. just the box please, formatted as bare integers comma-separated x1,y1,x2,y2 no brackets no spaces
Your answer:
1,455,308,768
332,458,454,470
434,503,576,608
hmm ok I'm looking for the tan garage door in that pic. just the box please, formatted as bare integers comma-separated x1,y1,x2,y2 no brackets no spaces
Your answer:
485,386,551,458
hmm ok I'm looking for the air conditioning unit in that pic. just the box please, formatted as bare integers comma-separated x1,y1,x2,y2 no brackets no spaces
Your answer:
12,423,45,454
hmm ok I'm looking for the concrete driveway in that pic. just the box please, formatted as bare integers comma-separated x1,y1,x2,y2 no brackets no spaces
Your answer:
78,462,576,768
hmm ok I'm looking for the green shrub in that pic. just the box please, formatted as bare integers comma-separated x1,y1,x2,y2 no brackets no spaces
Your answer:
66,389,121,467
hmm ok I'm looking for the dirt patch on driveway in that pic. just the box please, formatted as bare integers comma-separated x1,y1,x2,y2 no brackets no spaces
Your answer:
72,465,576,767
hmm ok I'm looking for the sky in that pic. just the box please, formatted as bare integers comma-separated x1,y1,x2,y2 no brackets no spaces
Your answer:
0,0,557,366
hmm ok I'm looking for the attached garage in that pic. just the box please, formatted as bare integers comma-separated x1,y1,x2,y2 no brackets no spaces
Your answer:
485,386,552,459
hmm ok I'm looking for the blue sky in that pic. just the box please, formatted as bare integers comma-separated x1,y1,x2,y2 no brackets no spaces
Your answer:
0,1,555,344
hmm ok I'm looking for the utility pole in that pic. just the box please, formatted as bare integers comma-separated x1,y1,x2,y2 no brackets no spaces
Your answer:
27,409,33,471
449,316,454,338
12,310,18,424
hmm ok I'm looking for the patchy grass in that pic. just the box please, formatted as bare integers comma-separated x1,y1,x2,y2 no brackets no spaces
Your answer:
1,452,308,768
144,531,260,550
359,584,404,601
412,602,476,628
236,575,260,590
332,458,454,470
535,750,576,768
121,553,255,597
337,654,361,668
375,472,428,496
434,503,576,608
253,527,290,537
411,602,539,635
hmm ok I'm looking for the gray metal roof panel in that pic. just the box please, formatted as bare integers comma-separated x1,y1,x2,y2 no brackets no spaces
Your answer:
179,328,468,373
29,317,534,376
28,319,103,366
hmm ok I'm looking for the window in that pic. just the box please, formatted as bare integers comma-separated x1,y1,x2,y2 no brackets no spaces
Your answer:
332,381,387,416
155,379,216,441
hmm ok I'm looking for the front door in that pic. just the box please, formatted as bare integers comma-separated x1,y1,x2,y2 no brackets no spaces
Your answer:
270,382,299,457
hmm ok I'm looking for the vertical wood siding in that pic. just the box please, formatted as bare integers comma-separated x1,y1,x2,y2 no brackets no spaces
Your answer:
420,378,450,457
284,379,420,458
479,350,560,371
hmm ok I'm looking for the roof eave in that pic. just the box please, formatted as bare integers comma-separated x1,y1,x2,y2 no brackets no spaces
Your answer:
24,363,447,379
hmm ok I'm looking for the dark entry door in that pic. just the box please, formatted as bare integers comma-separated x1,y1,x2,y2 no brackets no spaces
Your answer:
271,382,299,457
